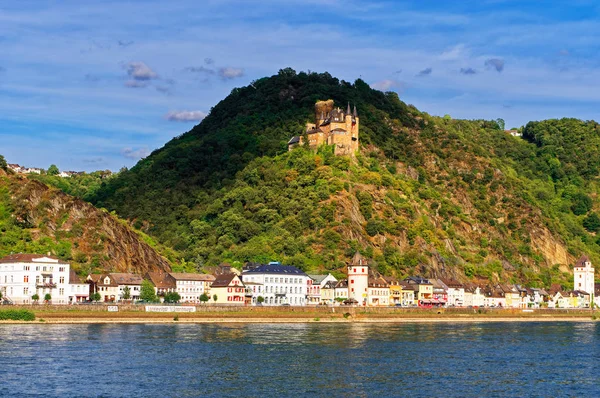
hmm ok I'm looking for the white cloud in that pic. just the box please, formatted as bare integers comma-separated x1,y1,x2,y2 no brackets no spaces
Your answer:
218,67,244,80
121,147,150,159
370,79,402,91
125,61,158,81
165,110,207,122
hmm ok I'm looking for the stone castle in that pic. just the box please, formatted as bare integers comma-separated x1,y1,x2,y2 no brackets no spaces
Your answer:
288,99,359,156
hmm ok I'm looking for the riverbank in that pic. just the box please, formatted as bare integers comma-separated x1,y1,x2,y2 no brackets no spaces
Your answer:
0,305,597,324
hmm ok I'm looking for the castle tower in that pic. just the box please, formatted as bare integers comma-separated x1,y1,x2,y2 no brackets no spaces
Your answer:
348,252,369,305
574,255,595,296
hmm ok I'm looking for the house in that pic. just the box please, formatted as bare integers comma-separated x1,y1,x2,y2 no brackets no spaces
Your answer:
334,280,349,303
397,282,416,306
307,273,338,305
348,252,370,305
242,262,309,306
464,284,485,307
111,273,143,301
595,284,600,308
145,271,176,298
210,273,246,305
441,279,465,307
320,280,337,305
68,270,89,303
484,286,506,308
498,284,521,308
288,100,359,156
243,281,265,305
7,164,24,173
169,273,215,303
431,279,448,306
367,276,389,306
525,288,549,308
0,254,72,304
385,277,403,305
404,276,434,305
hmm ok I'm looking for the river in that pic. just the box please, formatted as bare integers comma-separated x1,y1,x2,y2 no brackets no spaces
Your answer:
0,322,598,397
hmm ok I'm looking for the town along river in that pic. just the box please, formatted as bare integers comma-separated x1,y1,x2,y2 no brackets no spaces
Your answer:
1,322,598,397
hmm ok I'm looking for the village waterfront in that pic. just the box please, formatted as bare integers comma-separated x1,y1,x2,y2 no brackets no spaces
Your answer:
1,322,598,397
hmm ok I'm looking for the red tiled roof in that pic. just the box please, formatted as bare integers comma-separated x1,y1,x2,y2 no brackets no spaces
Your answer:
211,273,241,288
169,273,215,282
110,273,143,285
146,272,176,289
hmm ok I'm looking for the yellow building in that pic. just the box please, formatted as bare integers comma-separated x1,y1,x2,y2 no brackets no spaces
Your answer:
288,100,359,156
210,274,246,305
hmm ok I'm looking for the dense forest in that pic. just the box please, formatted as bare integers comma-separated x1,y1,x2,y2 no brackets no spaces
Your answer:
10,69,600,288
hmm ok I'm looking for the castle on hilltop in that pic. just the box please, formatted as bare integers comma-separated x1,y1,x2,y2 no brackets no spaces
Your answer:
288,99,359,156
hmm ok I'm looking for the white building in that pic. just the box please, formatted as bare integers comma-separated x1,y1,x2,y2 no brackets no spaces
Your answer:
0,254,73,304
574,255,595,298
88,273,143,302
68,270,89,303
441,279,465,307
169,273,216,303
347,252,369,305
242,262,309,306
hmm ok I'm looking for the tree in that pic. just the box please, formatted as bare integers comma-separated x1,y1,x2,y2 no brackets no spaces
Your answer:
212,294,218,303
0,154,7,171
199,293,209,304
257,296,265,304
91,292,101,302
122,286,131,300
139,280,158,302
44,293,52,303
583,213,600,233
47,164,60,176
164,291,181,304
32,294,40,303
0,290,3,301
496,118,505,130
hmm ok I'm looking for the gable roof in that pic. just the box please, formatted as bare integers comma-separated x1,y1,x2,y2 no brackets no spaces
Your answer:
288,136,300,145
69,270,83,284
169,273,215,282
308,274,334,284
575,255,591,267
146,272,176,289
110,273,143,285
349,252,369,267
211,273,243,288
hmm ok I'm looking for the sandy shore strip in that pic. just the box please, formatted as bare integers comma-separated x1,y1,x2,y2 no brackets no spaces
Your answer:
1,316,596,324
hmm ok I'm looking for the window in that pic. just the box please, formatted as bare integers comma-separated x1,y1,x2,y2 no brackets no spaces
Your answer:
59,267,65,272
59,288,64,296
23,287,28,295
24,266,30,271
24,275,29,283
59,277,65,284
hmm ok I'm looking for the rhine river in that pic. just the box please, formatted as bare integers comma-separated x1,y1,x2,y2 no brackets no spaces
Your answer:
0,322,598,397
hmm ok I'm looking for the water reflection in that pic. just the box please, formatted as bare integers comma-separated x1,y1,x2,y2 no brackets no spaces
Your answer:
0,322,598,397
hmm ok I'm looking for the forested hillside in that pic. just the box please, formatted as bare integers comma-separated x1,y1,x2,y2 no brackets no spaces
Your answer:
37,69,600,288
0,168,174,275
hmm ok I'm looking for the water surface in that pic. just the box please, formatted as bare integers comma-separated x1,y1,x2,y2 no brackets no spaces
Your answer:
1,322,598,397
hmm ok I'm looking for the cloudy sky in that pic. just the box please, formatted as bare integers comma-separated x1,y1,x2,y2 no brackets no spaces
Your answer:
2,0,600,171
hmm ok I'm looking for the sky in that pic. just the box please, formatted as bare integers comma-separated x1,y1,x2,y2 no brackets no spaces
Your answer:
2,0,600,172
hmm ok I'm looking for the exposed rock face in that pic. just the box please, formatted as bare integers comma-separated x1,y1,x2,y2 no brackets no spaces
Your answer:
4,174,171,274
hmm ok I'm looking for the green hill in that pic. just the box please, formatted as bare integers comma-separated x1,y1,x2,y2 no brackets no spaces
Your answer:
70,70,600,288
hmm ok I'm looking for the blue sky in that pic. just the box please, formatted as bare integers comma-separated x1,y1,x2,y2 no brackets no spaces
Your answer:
2,0,600,171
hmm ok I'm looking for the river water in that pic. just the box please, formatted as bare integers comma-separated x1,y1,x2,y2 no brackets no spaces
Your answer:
0,322,598,397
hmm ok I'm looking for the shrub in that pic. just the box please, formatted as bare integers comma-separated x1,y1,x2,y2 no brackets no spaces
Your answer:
0,309,35,321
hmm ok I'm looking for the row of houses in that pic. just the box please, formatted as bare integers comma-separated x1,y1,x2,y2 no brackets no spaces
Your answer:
1,253,597,308
7,163,83,178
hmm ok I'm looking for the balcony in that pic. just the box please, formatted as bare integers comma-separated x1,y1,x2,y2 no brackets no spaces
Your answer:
36,282,57,288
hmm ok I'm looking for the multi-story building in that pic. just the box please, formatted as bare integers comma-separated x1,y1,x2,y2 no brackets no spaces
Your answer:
169,273,215,303
404,276,433,305
441,279,465,307
68,270,89,303
210,273,246,305
87,273,143,302
0,254,72,304
307,273,337,305
367,276,389,306
242,262,309,306
348,252,369,305
145,271,176,298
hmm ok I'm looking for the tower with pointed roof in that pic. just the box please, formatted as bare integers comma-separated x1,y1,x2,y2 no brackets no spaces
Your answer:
574,255,595,299
287,99,359,156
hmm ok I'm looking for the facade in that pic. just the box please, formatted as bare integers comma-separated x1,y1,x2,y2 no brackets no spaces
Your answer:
441,279,465,307
145,271,176,298
111,273,143,301
574,255,595,297
288,100,359,156
404,276,433,305
87,273,142,302
321,281,337,305
334,280,349,302
68,270,89,303
0,254,72,304
348,252,369,305
242,262,309,306
169,273,215,303
210,274,246,305
367,276,390,306
307,274,337,305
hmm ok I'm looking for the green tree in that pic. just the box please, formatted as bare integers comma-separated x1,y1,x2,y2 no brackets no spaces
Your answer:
32,294,40,303
122,286,131,300
496,118,505,130
583,213,600,232
257,296,265,304
139,280,158,302
199,293,209,304
0,290,3,301
164,291,181,303
44,293,52,303
212,294,218,303
47,164,60,176
91,292,101,302
0,155,7,171
571,193,593,215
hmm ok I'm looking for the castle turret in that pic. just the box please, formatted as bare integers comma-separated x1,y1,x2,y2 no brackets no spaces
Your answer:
348,252,369,305
574,255,595,297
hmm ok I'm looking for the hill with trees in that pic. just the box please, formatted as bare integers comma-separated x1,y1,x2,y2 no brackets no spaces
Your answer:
32,69,600,288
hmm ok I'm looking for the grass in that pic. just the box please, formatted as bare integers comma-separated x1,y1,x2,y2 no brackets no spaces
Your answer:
0,309,36,321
